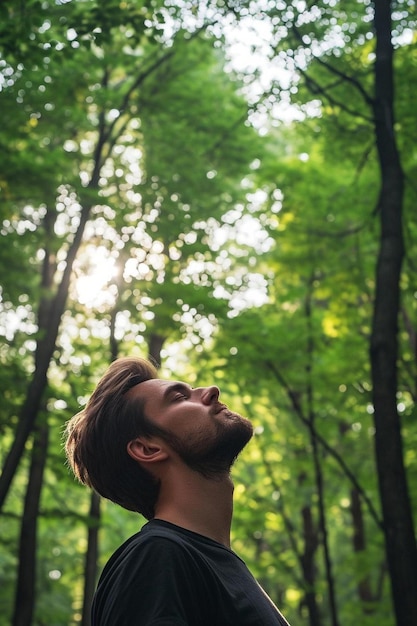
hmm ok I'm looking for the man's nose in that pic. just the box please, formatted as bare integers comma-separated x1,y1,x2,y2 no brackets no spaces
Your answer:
199,386,220,405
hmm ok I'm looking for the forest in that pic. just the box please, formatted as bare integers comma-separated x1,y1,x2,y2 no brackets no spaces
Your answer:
0,1,416,625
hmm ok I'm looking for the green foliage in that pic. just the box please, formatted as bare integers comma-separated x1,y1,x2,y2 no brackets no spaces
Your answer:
0,1,416,625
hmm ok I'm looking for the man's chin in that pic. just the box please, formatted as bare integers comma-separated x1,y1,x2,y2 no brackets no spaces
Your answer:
176,422,253,478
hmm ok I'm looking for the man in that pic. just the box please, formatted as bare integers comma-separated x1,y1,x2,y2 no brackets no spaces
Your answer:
65,356,291,625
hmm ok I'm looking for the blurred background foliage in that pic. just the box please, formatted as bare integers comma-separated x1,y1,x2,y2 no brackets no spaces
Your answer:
0,1,416,625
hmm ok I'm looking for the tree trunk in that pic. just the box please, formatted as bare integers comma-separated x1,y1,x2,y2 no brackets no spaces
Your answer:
0,204,90,512
305,277,340,626
148,332,166,367
350,487,375,611
299,502,321,626
81,492,101,626
370,3,417,625
11,420,49,626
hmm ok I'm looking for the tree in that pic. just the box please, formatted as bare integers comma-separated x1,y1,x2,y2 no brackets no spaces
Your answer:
369,3,417,624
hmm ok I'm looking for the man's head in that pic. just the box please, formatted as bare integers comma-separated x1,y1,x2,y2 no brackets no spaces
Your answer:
126,378,253,480
65,357,253,519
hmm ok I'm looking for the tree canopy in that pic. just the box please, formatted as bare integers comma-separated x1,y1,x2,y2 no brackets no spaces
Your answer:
0,1,416,625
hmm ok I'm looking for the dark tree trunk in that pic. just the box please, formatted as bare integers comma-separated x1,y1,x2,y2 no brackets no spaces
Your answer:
148,332,166,367
370,3,417,625
350,487,375,611
305,278,340,626
299,502,321,626
81,492,101,626
11,420,49,626
0,94,109,512
0,204,91,512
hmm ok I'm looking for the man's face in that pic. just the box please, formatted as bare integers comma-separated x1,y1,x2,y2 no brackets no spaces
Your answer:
127,379,253,477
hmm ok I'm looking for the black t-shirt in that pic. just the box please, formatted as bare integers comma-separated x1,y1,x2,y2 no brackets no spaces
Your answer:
92,519,291,625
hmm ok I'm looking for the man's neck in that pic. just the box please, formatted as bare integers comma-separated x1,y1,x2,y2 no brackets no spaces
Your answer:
153,468,234,548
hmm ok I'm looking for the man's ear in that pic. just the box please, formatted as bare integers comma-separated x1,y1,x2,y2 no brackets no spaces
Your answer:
127,437,168,465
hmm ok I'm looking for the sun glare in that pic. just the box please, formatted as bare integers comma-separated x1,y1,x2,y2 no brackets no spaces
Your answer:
74,247,118,308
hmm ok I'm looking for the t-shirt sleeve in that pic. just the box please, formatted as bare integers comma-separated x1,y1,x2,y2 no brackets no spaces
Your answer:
92,537,210,626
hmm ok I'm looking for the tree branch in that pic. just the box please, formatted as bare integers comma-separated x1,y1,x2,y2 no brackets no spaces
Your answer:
291,22,374,109
297,65,374,123
264,359,383,531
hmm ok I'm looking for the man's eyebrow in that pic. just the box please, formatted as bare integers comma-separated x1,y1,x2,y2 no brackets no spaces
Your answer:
162,382,192,402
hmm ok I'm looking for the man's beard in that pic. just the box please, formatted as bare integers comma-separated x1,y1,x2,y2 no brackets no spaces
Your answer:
161,410,253,479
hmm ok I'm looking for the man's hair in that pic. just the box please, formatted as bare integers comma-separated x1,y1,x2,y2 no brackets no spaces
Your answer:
64,356,162,520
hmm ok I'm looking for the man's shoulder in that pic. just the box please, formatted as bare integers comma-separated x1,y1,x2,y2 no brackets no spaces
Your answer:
96,520,220,603
106,522,188,566
93,523,235,625
103,520,210,575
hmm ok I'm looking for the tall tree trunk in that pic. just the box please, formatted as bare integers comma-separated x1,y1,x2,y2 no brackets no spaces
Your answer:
305,281,340,626
0,90,110,512
81,492,101,626
299,500,321,626
11,420,49,626
350,487,375,611
370,3,417,625
0,204,91,512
